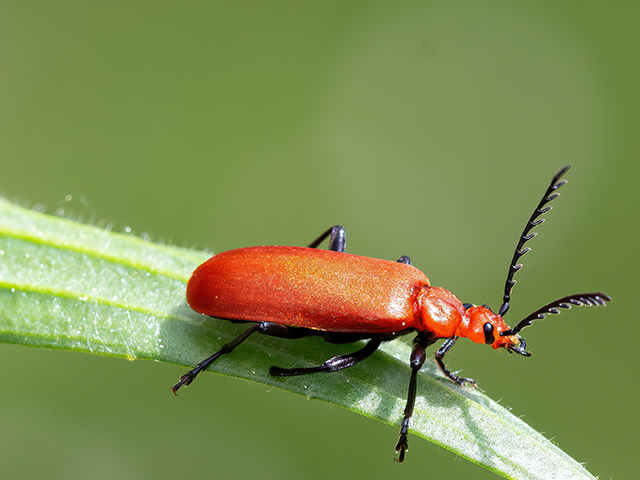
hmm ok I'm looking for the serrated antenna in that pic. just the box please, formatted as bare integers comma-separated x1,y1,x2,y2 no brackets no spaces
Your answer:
501,292,611,336
498,165,571,317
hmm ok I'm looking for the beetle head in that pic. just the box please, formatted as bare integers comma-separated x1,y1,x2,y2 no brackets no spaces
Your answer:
459,305,531,356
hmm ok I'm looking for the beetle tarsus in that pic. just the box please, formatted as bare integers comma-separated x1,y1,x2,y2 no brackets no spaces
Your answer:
395,418,410,462
171,372,195,395
448,373,477,388
394,431,409,463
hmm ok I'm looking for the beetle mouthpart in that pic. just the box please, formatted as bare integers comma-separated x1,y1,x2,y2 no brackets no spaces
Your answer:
507,336,531,357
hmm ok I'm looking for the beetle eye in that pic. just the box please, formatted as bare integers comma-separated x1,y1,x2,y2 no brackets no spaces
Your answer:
463,303,473,310
483,322,495,345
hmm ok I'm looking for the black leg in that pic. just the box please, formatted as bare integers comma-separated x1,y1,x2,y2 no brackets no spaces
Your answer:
171,322,322,394
394,333,430,463
171,323,262,394
396,255,412,265
434,337,477,387
307,225,346,252
269,338,382,376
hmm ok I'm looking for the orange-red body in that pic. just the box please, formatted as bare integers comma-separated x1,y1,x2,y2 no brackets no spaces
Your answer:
175,166,610,463
187,246,516,348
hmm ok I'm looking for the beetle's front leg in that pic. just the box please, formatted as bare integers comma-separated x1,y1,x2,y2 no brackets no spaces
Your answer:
434,337,477,388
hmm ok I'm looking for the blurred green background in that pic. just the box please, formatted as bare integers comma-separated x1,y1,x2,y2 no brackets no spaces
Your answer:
0,1,636,479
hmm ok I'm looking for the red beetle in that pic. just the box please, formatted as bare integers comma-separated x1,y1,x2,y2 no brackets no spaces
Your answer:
172,165,610,462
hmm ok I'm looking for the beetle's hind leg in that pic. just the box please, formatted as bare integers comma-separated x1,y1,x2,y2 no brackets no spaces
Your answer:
307,225,346,252
269,338,382,376
171,322,317,395
171,323,263,394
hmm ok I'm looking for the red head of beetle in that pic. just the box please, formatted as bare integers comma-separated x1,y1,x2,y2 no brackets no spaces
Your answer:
462,304,530,356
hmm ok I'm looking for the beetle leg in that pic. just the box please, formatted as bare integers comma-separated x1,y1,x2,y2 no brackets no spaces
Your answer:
394,333,430,462
434,337,477,388
307,225,346,252
269,338,382,376
171,323,265,395
172,322,334,394
396,255,412,265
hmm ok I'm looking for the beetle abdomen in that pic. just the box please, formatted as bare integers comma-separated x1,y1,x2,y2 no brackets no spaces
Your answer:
186,246,430,333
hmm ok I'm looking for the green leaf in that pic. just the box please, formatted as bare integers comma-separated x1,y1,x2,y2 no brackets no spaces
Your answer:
0,198,595,480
